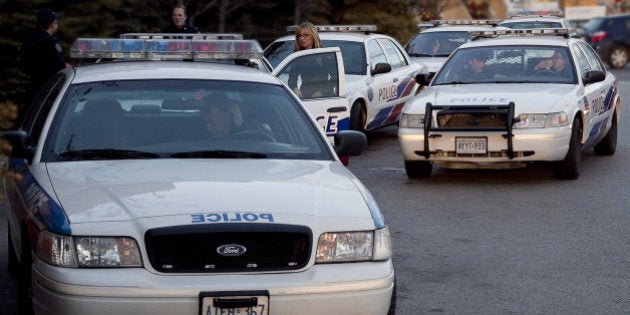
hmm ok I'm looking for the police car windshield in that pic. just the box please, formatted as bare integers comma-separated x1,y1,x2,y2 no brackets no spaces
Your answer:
406,32,470,57
432,46,576,85
44,80,330,162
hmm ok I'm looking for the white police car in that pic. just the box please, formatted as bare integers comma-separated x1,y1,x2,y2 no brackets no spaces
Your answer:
399,29,620,179
404,20,502,75
499,11,579,36
265,25,424,133
2,37,395,315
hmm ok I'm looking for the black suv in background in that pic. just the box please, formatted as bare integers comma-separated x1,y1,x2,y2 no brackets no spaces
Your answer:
580,14,630,69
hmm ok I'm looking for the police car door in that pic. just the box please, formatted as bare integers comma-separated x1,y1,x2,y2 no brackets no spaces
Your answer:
272,47,348,143
572,42,617,144
366,38,418,129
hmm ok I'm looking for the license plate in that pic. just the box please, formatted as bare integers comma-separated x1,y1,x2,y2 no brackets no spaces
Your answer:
201,294,269,315
456,137,487,154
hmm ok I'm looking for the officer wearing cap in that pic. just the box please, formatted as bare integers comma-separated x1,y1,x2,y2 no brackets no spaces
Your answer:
21,9,67,98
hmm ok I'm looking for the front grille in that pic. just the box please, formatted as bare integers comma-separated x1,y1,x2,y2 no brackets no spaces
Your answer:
437,112,508,129
145,223,312,273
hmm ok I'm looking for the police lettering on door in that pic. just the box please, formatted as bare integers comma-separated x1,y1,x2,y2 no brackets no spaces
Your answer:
315,113,340,135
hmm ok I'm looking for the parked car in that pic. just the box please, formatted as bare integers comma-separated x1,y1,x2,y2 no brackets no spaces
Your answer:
399,28,620,179
265,25,424,133
405,19,502,75
2,36,395,315
580,13,630,69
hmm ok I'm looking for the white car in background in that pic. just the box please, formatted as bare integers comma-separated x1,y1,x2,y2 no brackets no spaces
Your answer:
404,20,503,75
265,25,424,133
399,29,620,179
499,11,579,36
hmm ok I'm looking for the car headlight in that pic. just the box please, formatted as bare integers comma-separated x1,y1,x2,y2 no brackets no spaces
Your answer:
37,230,142,268
315,227,392,263
515,112,568,128
400,113,425,128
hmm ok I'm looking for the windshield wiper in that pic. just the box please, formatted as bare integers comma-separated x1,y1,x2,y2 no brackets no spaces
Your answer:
409,53,434,57
170,150,267,159
59,149,160,160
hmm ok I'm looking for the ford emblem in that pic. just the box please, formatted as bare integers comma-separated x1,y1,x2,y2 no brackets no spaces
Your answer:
216,244,247,257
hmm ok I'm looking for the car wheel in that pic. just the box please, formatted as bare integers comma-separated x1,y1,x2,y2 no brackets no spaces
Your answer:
608,45,629,69
404,160,432,178
594,112,617,155
350,101,366,133
555,118,581,180
7,224,19,279
387,279,397,315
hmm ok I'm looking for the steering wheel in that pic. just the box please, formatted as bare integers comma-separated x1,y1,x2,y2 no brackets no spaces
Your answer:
228,130,277,142
534,69,561,77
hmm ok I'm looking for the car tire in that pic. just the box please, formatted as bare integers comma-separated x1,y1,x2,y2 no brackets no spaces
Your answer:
594,112,617,155
555,118,581,180
350,101,366,133
16,227,34,315
405,160,432,178
608,45,629,69
7,224,19,279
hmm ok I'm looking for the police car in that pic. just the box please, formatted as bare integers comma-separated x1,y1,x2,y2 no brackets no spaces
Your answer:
398,29,620,179
404,20,502,75
265,25,424,133
499,11,579,37
2,36,395,315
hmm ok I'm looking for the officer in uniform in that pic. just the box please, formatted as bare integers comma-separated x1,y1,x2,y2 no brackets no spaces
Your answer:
21,8,66,97
164,4,200,34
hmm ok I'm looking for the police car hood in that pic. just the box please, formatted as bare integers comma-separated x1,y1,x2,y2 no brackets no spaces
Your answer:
409,57,447,74
46,159,373,225
416,83,577,112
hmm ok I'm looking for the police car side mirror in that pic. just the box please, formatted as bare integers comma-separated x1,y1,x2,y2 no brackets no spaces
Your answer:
371,63,392,76
415,72,433,86
1,130,34,162
582,70,605,85
334,130,367,157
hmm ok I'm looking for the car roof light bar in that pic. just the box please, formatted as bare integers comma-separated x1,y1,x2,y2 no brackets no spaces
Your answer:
286,24,377,32
469,28,570,39
120,33,243,40
507,10,564,18
429,19,501,26
71,38,263,61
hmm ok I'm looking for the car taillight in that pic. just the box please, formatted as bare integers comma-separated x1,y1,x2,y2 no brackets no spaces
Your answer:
590,30,607,43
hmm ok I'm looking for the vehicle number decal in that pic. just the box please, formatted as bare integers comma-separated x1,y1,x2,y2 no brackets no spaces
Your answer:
191,212,274,223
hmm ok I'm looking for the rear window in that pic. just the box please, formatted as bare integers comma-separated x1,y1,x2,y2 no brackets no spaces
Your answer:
582,18,606,32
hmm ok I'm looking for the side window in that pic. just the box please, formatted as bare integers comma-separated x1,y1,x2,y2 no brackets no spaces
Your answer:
23,73,66,146
571,43,592,77
279,52,339,99
377,38,407,70
367,39,387,72
578,42,605,71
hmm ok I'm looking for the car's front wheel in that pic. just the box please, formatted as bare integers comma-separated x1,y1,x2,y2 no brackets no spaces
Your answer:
594,112,617,155
555,118,581,179
405,160,432,178
608,45,629,69
350,101,367,133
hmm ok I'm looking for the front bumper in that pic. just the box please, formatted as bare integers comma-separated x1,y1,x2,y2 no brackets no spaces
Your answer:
398,126,572,168
32,258,394,315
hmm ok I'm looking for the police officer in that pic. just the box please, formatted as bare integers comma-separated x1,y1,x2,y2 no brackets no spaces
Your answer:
164,4,200,34
21,8,66,97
